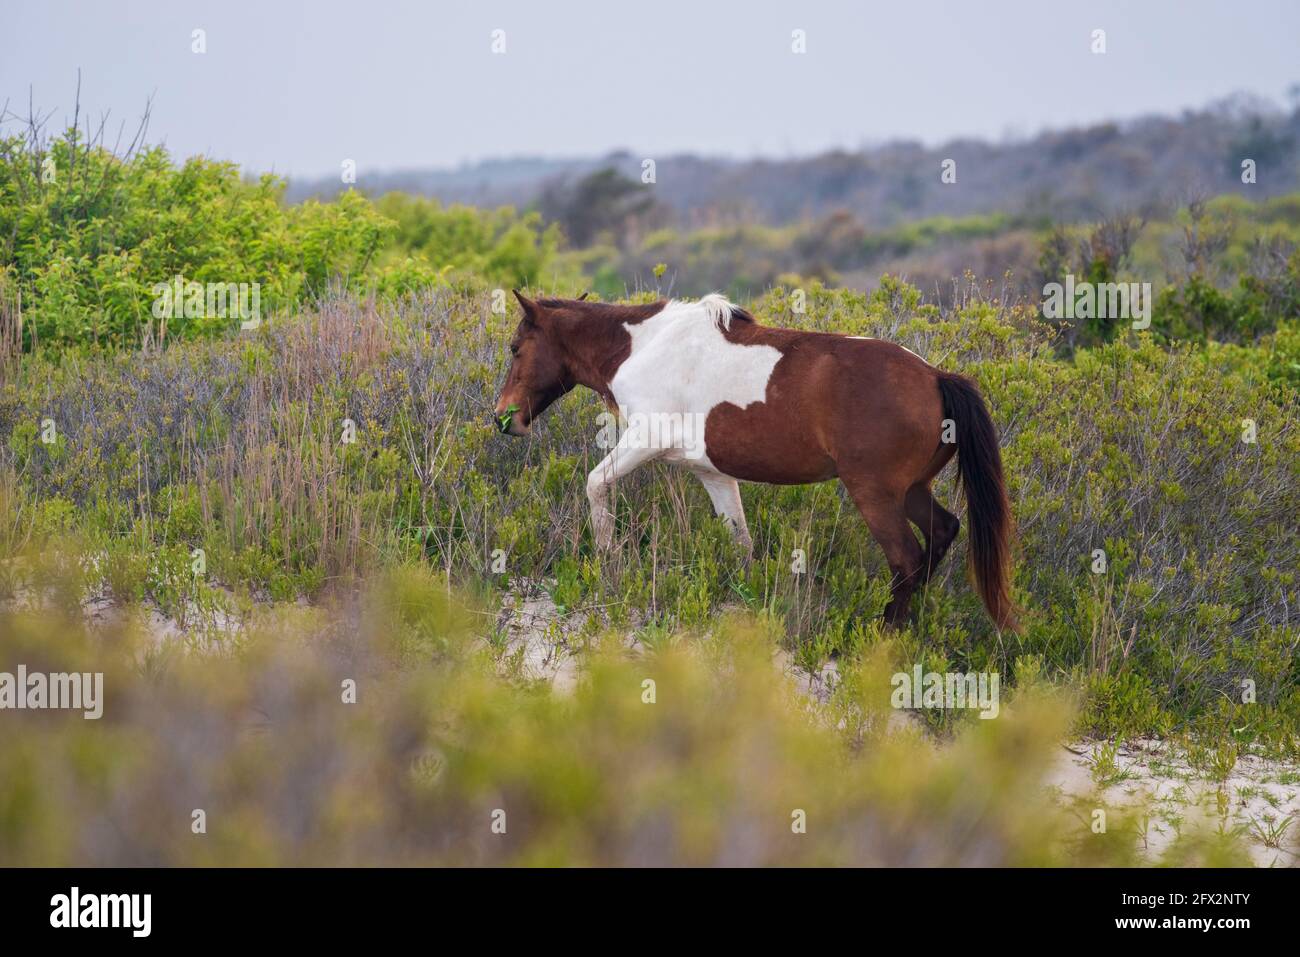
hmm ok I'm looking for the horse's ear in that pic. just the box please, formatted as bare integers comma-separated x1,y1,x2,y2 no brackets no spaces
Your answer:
512,290,541,324
577,292,590,301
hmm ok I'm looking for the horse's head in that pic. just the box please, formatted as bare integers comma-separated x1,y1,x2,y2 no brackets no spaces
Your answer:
493,291,576,436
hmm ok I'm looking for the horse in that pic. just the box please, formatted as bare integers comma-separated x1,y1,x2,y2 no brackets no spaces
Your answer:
493,291,1017,631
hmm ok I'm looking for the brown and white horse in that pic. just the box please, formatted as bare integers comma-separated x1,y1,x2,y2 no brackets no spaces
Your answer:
494,292,1017,631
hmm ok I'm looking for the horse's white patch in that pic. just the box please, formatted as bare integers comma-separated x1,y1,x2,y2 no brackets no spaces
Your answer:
608,295,781,465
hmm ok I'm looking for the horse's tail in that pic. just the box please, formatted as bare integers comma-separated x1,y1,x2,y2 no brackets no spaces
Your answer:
936,372,1019,632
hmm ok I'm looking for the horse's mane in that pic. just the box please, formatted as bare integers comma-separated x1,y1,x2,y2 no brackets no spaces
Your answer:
535,296,661,322
672,293,756,331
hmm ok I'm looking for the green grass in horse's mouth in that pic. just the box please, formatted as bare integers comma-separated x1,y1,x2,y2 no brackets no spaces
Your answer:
497,405,519,431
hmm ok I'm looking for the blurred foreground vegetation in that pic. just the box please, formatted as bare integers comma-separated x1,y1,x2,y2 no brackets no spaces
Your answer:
0,564,1253,866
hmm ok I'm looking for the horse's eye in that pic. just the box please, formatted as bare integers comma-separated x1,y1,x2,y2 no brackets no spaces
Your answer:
510,345,520,357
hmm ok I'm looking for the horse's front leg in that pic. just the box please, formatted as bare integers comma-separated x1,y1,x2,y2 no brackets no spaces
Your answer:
586,436,662,551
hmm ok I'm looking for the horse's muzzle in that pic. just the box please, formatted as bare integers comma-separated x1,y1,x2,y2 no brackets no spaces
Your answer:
493,405,529,436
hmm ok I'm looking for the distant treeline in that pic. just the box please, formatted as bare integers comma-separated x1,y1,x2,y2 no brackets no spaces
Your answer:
289,93,1300,229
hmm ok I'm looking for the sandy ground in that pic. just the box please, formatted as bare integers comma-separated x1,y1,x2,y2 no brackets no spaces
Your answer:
494,587,584,694
1048,739,1299,867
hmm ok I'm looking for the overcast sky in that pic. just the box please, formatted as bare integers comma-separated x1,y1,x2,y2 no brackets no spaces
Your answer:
3,0,1297,180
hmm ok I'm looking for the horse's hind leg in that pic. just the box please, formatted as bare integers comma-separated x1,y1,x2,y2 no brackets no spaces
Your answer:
841,477,924,628
905,482,959,585
692,469,753,558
